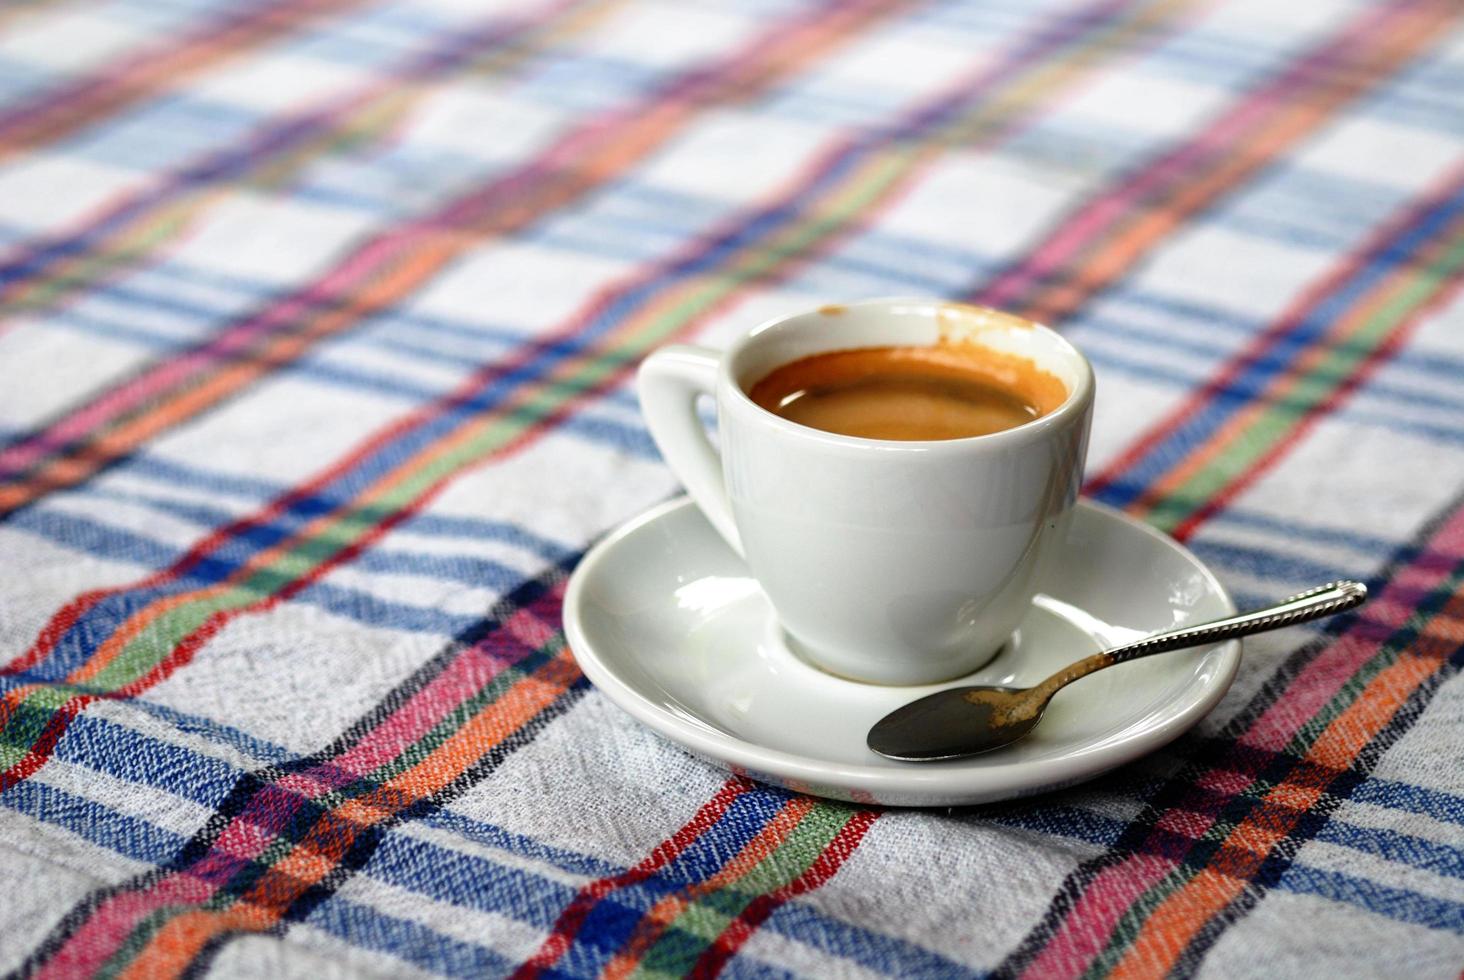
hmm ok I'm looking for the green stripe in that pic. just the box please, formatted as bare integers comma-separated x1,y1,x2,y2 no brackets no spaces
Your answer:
1079,553,1464,979
632,803,857,979
16,2,1211,976
1145,217,1464,532
90,629,574,974
1072,210,1464,974
23,0,1202,726
95,904,175,980
3,2,593,316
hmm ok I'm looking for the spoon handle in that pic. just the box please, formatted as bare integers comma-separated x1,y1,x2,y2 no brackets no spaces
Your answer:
1107,579,1367,664
1034,580,1367,699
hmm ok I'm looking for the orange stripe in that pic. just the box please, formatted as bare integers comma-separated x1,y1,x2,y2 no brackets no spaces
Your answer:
1016,0,1454,326
1127,193,1464,519
116,905,274,980
600,798,819,979
60,257,574,689
117,647,582,977
3,0,624,316
1107,584,1464,979
0,0,369,159
4,0,904,515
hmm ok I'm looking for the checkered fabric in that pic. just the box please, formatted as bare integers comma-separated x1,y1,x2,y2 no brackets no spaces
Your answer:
0,0,1461,975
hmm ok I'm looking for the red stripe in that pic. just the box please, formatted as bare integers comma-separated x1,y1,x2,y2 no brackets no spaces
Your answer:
0,0,891,496
0,695,87,793
510,778,755,979
687,809,880,979
1170,253,1464,542
0,0,362,152
3,4,961,678
6,0,1176,681
1085,164,1464,501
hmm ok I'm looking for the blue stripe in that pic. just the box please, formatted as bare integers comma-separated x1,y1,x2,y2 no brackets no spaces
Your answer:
1069,316,1464,417
761,901,986,979
1352,779,1464,828
51,486,556,589
1278,864,1464,934
0,509,522,650
365,830,576,930
92,454,576,559
1187,539,1373,588
0,476,1392,651
1097,176,1464,509
9,710,970,977
0,779,184,864
25,276,1464,454
304,894,513,978
1313,820,1464,881
10,729,1462,975
718,957,806,980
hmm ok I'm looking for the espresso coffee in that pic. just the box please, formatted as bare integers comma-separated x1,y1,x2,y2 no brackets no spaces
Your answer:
748,344,1066,441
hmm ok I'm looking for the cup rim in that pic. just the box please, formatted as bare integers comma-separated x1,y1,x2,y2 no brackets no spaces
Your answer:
719,296,1095,454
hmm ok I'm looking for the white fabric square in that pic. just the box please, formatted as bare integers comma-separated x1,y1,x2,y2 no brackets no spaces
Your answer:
0,323,151,431
1128,222,1336,320
876,151,1092,259
173,191,380,286
1051,69,1232,139
1291,115,1462,190
0,155,152,235
0,9,149,72
634,108,842,205
397,85,571,163
147,370,409,486
187,51,373,115
570,1,759,71
408,239,632,335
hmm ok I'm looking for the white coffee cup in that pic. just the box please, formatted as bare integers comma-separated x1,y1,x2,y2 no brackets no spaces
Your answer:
636,298,1094,685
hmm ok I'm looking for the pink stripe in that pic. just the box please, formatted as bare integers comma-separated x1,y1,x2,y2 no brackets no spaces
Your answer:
211,815,277,863
331,636,536,777
0,0,876,480
974,1,1402,311
0,233,419,477
1020,853,1178,979
1195,768,1252,796
503,605,560,649
328,582,568,776
1155,808,1211,839
1027,499,1464,977
273,770,334,798
1242,506,1464,751
36,872,214,979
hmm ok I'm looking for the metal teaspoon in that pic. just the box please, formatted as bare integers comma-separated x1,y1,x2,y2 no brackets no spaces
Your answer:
867,580,1368,762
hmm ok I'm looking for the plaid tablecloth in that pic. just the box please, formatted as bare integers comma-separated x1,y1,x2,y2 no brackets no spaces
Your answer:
0,0,1461,976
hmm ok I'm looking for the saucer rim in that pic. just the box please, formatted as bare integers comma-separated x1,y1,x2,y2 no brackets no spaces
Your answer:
564,496,1241,805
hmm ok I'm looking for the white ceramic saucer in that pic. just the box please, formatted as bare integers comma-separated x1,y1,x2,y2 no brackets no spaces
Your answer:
564,497,1240,807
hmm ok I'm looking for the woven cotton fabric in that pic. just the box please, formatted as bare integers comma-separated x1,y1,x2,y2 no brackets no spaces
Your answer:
0,0,1462,975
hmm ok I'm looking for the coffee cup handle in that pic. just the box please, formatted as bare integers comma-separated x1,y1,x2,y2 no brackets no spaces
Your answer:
637,345,743,556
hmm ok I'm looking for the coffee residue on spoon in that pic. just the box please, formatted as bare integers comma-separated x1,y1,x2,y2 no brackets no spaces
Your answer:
748,343,1066,441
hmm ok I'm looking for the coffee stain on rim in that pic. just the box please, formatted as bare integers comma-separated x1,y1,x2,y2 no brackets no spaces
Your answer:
818,304,847,316
936,302,1037,343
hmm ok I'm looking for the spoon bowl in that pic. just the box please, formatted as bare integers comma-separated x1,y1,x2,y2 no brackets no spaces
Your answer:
866,686,1043,761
